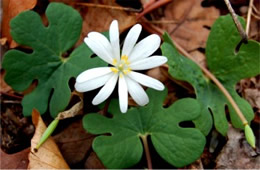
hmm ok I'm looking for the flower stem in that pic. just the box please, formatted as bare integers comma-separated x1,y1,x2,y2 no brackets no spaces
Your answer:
141,135,152,169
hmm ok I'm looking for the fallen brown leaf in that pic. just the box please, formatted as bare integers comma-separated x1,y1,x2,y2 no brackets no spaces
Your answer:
84,151,105,169
76,0,137,46
1,0,37,48
161,0,219,51
216,125,260,169
28,109,69,169
49,0,137,46
0,70,12,94
54,119,95,166
0,148,30,169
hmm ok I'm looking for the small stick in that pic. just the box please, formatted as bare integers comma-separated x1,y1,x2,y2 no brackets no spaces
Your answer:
252,4,260,15
0,91,23,99
252,12,260,20
136,0,172,20
246,0,254,35
223,0,248,42
141,135,152,169
74,2,142,12
2,100,21,104
143,20,180,24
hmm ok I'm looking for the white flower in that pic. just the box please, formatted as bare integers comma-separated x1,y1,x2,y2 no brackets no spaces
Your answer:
75,20,168,113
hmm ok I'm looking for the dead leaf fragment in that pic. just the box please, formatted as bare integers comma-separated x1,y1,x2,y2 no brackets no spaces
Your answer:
54,119,95,166
28,109,69,169
84,152,105,169
0,70,13,94
216,125,260,169
0,148,30,169
56,100,83,120
50,0,137,46
161,0,220,51
1,0,37,48
77,0,137,45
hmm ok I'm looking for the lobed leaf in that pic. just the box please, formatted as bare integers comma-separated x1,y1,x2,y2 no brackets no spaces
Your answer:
83,89,206,168
2,3,106,117
162,15,260,136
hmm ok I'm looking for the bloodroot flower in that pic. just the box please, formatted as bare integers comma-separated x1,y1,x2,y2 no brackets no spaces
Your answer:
75,20,168,113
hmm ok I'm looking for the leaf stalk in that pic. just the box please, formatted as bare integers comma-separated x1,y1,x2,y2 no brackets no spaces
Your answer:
141,135,152,169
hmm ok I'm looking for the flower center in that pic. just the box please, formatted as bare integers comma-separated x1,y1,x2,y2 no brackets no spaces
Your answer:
111,55,131,75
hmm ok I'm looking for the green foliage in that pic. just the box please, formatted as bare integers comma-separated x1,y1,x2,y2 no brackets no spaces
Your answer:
83,89,206,168
162,15,260,136
2,3,106,117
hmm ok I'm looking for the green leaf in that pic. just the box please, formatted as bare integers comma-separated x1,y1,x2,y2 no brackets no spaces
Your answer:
2,3,106,117
162,15,260,136
83,89,206,168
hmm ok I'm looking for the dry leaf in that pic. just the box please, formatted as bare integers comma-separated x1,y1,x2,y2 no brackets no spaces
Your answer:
84,152,105,169
28,109,69,169
0,70,12,94
77,0,137,45
49,0,137,46
1,0,37,48
53,119,95,166
161,0,219,51
0,37,8,45
56,100,83,120
216,125,260,169
0,148,30,169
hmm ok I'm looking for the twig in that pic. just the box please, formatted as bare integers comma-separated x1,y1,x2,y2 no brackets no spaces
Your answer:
2,100,21,104
170,0,194,35
141,135,152,170
0,91,23,99
252,4,260,15
246,0,254,35
143,20,180,24
252,12,260,20
136,0,172,20
141,18,249,126
74,2,142,12
223,0,248,42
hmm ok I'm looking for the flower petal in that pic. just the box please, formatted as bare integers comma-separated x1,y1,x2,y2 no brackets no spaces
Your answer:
129,34,161,62
130,56,168,70
92,73,118,105
75,72,113,92
76,67,112,83
122,24,142,57
125,76,149,106
84,36,113,64
128,71,164,91
118,74,128,113
109,20,120,62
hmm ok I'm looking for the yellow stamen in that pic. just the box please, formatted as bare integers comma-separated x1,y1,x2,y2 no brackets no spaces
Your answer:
123,68,131,75
121,55,130,65
110,67,118,73
119,73,123,78
112,59,117,65
121,55,128,60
